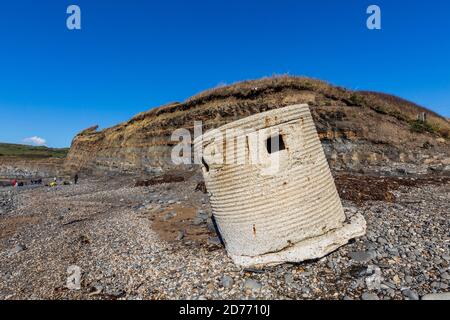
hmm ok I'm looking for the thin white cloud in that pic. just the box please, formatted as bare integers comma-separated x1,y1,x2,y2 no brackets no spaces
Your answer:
23,136,47,146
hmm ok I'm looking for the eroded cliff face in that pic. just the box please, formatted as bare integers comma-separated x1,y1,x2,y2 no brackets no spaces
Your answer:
64,77,450,176
0,157,64,180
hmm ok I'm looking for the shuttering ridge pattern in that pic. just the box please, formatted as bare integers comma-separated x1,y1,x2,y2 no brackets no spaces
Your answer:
194,104,366,267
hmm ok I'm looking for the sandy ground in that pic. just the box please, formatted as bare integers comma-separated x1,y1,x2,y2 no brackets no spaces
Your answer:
0,173,449,300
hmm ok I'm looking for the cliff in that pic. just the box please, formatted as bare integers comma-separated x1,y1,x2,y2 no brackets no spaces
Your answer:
0,157,65,180
64,76,450,176
0,144,67,180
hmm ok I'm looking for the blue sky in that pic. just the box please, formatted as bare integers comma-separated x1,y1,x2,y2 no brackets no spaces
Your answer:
0,0,449,147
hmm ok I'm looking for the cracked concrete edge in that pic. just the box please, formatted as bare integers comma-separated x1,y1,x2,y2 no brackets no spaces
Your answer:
229,213,367,268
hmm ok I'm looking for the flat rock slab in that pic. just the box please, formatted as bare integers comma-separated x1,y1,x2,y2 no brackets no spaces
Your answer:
349,250,376,263
421,292,450,300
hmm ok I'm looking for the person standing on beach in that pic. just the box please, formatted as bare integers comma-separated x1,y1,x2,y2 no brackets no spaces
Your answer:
74,174,79,185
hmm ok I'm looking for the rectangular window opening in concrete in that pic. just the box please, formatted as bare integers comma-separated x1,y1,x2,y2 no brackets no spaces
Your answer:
266,134,286,154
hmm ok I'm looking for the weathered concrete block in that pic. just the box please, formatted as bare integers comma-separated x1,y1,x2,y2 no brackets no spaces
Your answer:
194,104,366,267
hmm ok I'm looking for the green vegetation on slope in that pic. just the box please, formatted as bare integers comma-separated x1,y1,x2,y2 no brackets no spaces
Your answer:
0,143,69,159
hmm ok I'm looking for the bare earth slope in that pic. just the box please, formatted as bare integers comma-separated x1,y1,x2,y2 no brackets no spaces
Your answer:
64,76,450,176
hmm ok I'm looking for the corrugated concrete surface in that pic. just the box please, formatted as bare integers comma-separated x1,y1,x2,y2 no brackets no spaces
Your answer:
195,104,366,267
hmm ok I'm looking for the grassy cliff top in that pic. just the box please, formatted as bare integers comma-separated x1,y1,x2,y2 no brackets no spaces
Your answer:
0,143,69,159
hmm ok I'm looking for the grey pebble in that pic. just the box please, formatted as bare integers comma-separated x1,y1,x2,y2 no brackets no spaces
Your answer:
162,211,176,221
402,289,419,300
9,244,27,256
192,217,204,225
175,231,185,241
207,236,222,246
349,250,375,263
244,279,262,291
361,292,379,300
221,275,234,288
284,273,294,285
